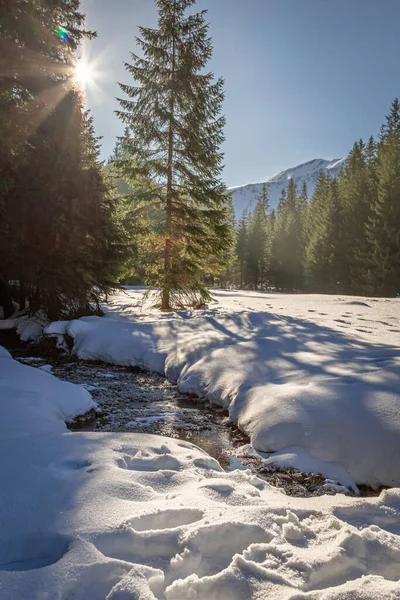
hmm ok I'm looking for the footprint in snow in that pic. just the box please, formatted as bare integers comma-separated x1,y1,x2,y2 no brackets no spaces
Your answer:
117,454,181,472
127,508,204,532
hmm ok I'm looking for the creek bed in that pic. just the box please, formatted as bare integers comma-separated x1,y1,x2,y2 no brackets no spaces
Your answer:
1,329,373,497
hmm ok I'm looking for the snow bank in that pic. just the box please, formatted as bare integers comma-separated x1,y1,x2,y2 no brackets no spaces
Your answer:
0,346,96,435
2,429,400,599
2,341,400,598
47,289,400,488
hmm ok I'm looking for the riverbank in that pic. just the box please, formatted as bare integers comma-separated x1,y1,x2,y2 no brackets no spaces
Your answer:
1,338,400,600
1,328,357,497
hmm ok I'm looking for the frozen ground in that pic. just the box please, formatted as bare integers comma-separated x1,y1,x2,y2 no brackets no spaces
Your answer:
47,288,400,489
2,289,400,599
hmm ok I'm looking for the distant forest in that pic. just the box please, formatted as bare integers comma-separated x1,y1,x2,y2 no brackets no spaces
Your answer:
228,101,400,297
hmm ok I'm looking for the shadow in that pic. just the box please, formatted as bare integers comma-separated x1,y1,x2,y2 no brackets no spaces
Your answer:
164,307,400,487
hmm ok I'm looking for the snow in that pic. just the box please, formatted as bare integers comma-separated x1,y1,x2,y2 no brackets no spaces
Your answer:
0,348,96,435
229,157,346,216
262,447,357,492
16,313,48,342
2,288,400,598
2,423,400,598
126,415,176,428
0,313,48,341
46,288,400,489
38,363,53,373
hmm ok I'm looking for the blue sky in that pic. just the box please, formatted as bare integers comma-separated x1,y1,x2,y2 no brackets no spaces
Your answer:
82,0,400,187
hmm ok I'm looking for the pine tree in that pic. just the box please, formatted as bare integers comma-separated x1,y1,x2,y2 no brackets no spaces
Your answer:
204,194,236,287
272,179,305,290
265,208,276,288
0,1,94,308
235,211,249,288
297,181,309,236
305,171,331,290
367,99,400,295
305,174,346,292
107,129,134,196
246,185,269,289
116,0,230,309
276,188,287,217
338,140,372,292
0,1,129,318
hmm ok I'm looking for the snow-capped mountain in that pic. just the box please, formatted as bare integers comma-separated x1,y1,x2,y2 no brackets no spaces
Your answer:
229,157,347,217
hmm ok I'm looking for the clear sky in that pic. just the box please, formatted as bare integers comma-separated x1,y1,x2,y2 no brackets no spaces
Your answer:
81,0,400,187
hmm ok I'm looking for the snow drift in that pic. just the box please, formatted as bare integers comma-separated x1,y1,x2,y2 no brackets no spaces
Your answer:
2,305,400,599
1,345,400,599
0,345,96,435
46,289,400,488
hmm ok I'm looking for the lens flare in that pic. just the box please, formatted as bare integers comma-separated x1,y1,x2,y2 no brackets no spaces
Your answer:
56,26,70,44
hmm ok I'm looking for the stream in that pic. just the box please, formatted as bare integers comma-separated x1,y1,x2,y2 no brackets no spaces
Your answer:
1,329,372,497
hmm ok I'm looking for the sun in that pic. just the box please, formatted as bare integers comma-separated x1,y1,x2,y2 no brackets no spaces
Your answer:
75,60,93,88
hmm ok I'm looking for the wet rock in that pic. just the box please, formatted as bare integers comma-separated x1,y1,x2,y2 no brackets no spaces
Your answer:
69,408,98,429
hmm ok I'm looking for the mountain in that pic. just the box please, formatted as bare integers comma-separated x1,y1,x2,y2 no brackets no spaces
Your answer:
228,157,347,217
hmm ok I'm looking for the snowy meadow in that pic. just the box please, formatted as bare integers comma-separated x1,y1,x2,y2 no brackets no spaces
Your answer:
1,288,400,599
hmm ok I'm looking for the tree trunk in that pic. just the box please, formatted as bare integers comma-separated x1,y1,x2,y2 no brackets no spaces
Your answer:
0,278,14,319
161,12,176,311
19,279,26,311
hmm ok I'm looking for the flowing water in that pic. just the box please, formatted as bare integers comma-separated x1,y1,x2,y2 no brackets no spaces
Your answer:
2,330,372,496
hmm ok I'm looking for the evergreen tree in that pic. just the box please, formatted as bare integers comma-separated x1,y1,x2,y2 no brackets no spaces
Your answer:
305,171,331,290
109,127,131,163
0,1,93,308
338,140,372,292
0,1,129,318
204,194,236,287
246,185,269,289
107,129,134,196
297,181,309,237
116,0,230,309
272,179,305,290
265,208,276,288
367,99,400,295
235,211,249,288
305,174,346,292
276,188,287,217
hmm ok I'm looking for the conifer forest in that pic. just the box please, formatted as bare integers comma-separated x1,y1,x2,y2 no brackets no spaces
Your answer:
1,0,400,320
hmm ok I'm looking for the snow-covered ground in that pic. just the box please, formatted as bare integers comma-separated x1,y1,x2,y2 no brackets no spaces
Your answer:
48,288,400,490
2,289,400,599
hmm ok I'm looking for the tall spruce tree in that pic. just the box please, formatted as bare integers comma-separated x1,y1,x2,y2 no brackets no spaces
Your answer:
0,1,93,309
297,181,309,238
367,99,400,295
272,179,305,290
305,174,346,292
265,208,276,288
246,185,269,289
116,0,230,309
338,141,371,292
305,171,332,290
235,211,248,288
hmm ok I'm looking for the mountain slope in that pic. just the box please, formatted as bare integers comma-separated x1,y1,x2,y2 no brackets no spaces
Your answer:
229,157,346,217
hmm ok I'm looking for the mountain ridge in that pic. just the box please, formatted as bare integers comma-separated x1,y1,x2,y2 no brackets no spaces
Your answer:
228,157,347,217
